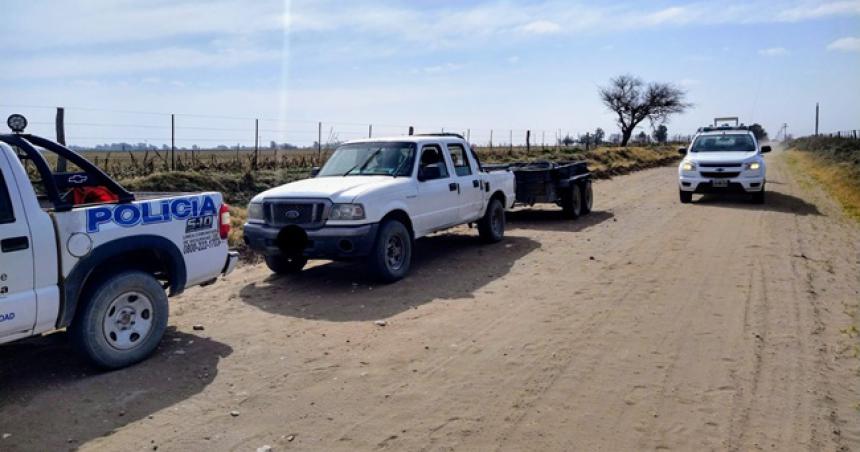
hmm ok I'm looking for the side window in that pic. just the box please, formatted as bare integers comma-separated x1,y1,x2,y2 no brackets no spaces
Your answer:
448,144,472,177
0,170,15,224
418,145,449,181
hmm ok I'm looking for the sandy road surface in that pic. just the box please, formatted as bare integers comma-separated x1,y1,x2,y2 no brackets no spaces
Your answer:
1,151,858,451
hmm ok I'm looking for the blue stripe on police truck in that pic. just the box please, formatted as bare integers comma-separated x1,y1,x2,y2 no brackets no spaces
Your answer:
87,195,218,233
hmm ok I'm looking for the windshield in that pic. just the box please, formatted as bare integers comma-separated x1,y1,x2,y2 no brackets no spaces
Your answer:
318,142,417,177
691,134,756,153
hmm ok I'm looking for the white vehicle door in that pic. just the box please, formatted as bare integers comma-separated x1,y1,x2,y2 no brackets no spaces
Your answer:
412,144,459,234
0,157,37,340
446,142,483,222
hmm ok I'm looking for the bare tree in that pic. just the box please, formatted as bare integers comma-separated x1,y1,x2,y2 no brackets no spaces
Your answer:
599,74,690,147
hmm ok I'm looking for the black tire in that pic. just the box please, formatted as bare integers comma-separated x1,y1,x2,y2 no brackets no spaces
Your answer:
369,220,412,283
751,185,765,204
70,271,169,369
581,180,594,214
562,185,583,219
265,254,308,274
478,198,505,243
679,190,693,204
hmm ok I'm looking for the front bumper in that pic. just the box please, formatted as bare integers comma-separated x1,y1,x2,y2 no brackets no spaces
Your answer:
679,175,764,193
243,222,379,259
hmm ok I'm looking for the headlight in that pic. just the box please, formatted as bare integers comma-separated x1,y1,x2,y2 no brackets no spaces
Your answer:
682,161,696,171
247,202,265,223
746,162,761,171
329,203,366,221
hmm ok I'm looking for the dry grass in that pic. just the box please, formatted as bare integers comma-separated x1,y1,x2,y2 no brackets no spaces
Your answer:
786,136,860,222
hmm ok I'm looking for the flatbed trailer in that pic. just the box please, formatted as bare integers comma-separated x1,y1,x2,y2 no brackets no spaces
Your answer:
484,160,593,218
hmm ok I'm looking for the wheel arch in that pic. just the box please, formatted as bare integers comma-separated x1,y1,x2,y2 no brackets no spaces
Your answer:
59,235,186,328
379,209,414,240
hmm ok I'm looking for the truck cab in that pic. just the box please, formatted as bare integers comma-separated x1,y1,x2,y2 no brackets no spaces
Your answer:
243,134,515,282
678,118,771,204
0,115,238,368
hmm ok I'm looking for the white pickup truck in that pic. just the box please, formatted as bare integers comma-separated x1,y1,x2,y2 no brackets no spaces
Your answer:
678,119,771,204
244,134,515,282
0,115,238,369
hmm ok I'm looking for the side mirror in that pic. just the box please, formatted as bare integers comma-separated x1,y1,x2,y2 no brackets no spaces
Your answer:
677,147,687,156
310,166,320,177
760,145,771,154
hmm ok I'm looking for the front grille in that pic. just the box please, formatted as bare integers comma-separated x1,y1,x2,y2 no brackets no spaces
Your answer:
699,162,742,168
700,171,741,178
267,201,326,227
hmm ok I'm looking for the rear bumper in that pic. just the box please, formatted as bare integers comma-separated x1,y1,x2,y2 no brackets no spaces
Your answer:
243,222,379,259
679,176,764,193
222,251,239,275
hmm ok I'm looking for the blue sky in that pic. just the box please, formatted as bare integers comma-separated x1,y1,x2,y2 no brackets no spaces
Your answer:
1,0,859,147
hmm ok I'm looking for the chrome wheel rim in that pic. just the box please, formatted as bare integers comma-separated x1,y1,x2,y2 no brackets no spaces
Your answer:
386,234,405,270
102,291,154,351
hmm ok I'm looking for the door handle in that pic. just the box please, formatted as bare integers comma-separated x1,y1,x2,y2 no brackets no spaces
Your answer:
472,179,480,188
449,182,459,192
1,236,29,253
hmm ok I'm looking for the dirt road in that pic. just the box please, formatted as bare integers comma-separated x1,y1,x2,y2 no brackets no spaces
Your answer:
2,151,858,451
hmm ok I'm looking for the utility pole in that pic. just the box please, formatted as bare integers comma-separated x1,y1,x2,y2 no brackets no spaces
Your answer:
317,121,322,160
55,107,67,172
526,130,531,154
509,129,513,153
490,129,493,149
815,103,819,136
368,124,372,138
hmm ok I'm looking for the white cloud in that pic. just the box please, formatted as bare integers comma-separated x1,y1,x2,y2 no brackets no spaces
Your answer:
826,36,860,51
759,47,790,56
518,20,562,34
776,0,860,21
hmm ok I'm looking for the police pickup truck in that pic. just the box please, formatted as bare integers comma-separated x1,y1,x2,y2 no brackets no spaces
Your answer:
244,134,516,282
0,115,238,369
678,118,771,204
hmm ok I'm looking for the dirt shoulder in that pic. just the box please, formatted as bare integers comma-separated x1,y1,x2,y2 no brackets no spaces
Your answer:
0,150,857,451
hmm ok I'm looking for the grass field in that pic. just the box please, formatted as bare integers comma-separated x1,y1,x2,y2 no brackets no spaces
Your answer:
786,136,860,221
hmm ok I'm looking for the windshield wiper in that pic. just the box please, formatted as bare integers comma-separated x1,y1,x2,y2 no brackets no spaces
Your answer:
342,148,382,176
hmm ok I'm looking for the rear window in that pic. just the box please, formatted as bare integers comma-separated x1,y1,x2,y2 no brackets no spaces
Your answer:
691,134,756,153
0,171,14,224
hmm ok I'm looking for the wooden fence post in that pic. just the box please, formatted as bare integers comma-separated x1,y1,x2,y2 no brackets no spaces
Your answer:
254,118,259,170
55,107,67,172
171,114,176,171
526,130,531,154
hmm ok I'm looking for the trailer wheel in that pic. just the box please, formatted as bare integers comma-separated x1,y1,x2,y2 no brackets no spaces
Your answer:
562,185,583,219
581,180,593,214
265,254,308,274
478,198,505,243
70,271,169,369
369,219,412,283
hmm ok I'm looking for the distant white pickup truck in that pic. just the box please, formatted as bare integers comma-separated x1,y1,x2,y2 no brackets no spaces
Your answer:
244,134,516,282
0,115,238,369
678,119,771,204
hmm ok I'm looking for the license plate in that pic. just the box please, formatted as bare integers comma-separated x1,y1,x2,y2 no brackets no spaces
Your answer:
711,179,728,188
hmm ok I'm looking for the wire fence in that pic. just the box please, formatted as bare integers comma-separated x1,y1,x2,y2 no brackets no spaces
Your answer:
1,103,692,177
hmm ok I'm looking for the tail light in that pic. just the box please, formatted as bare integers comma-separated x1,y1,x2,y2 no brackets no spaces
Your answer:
219,203,231,240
